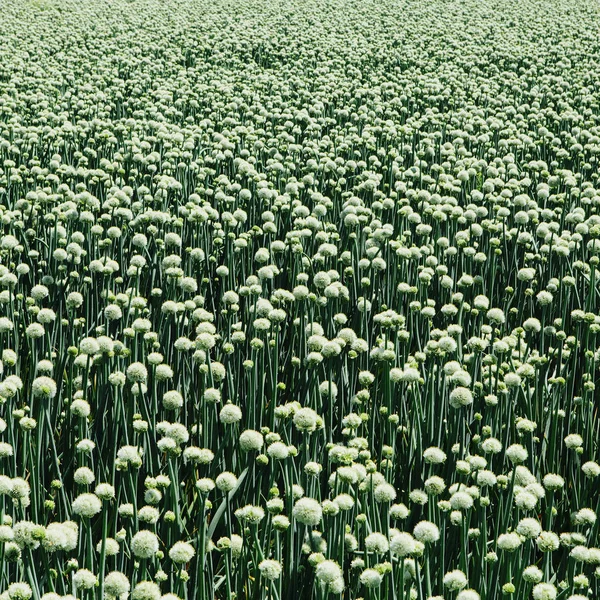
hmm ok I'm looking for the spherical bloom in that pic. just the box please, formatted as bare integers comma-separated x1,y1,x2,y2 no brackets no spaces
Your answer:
536,531,560,552
486,308,505,324
219,404,242,424
234,505,265,524
292,497,322,526
239,430,263,452
390,532,416,557
74,467,95,486
98,538,119,556
103,572,130,597
516,518,542,538
272,515,290,531
333,494,354,511
523,318,541,333
532,583,557,600
31,376,57,400
315,560,343,584
514,490,538,511
543,473,565,491
582,461,600,478
79,337,100,355
116,445,143,468
73,569,98,590
104,304,123,320
506,444,528,464
138,506,160,524
196,478,215,494
497,532,521,552
450,492,473,510
258,559,282,581
293,407,320,432
7,583,33,599
126,362,148,384
373,483,397,503
423,447,447,464
522,565,543,583
360,568,382,588
456,591,480,600
267,442,290,460
13,521,42,550
132,581,161,600
131,530,159,559
443,569,468,591
564,434,583,449
425,476,446,495
449,387,473,408
216,472,238,492
72,493,102,518
573,508,596,526
364,532,389,554
162,391,184,410
413,521,440,543
169,541,195,564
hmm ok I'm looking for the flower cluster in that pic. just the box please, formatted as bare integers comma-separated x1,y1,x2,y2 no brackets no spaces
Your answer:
0,0,598,599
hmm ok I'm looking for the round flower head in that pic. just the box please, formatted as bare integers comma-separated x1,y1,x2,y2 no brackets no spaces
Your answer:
390,532,416,557
522,565,543,583
126,362,148,384
450,491,473,510
413,521,440,543
486,308,505,324
582,461,600,478
543,473,565,491
532,583,557,600
97,538,120,556
373,483,397,503
79,337,100,355
293,407,320,432
31,376,57,400
516,518,542,538
131,530,159,559
360,568,382,588
449,387,473,408
505,444,528,464
95,483,116,501
258,559,282,581
364,532,389,554
216,472,238,492
72,493,102,518
239,429,263,452
162,391,184,410
497,532,521,552
7,583,33,599
573,508,596,526
292,497,323,526
234,505,265,524
315,559,343,584
74,467,95,486
267,441,290,460
536,531,560,552
196,478,215,494
564,433,583,449
219,404,242,424
334,494,354,511
132,581,161,600
423,447,447,464
103,572,130,597
73,569,98,590
443,569,468,591
169,541,195,564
